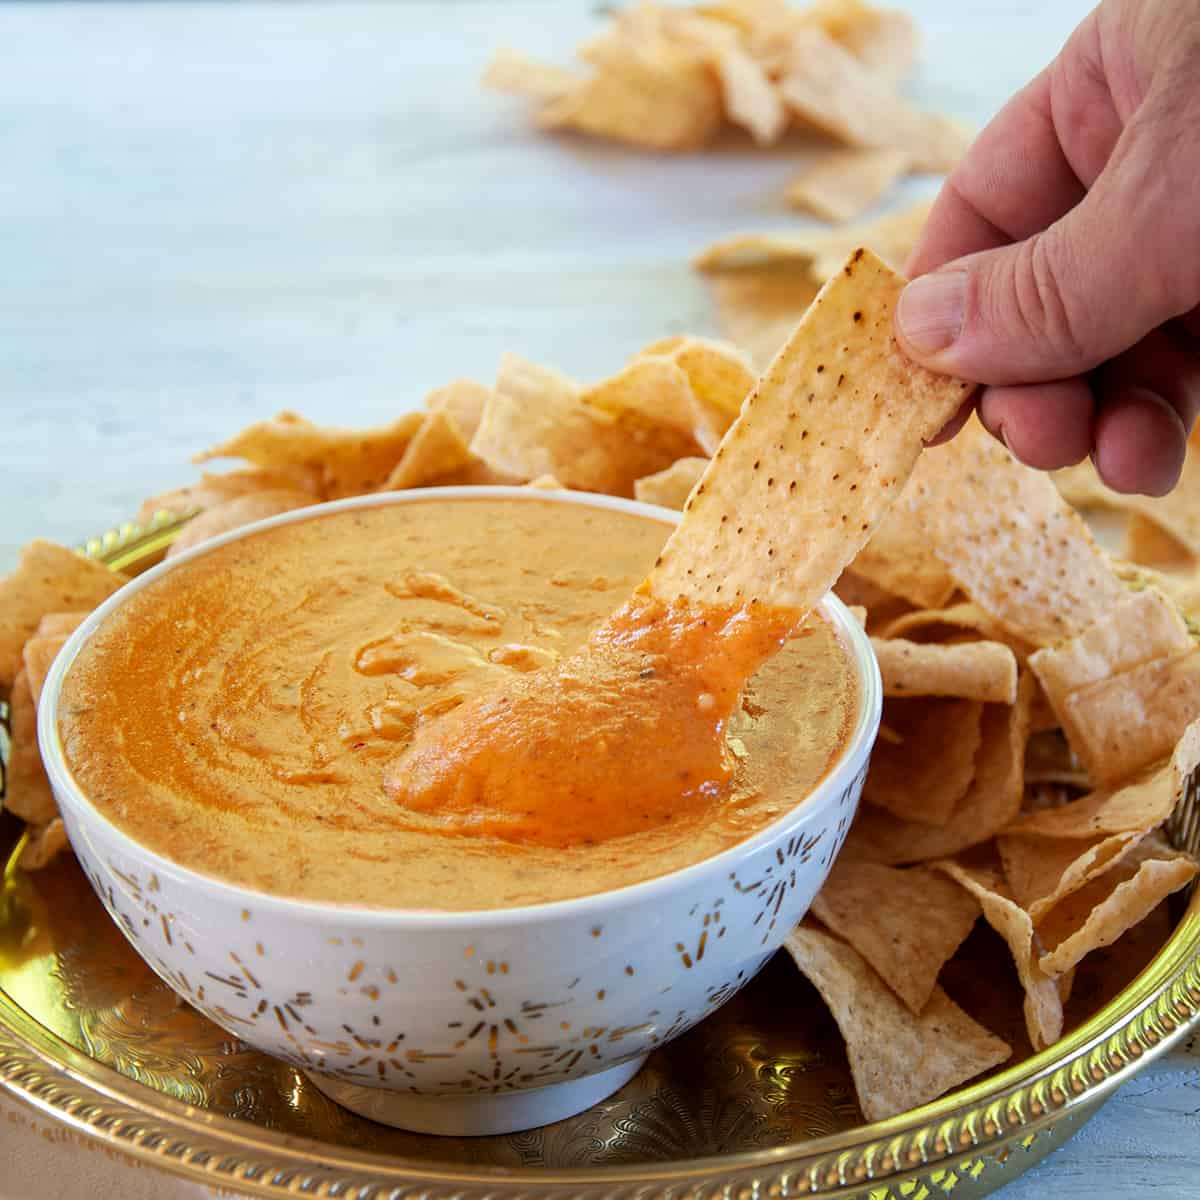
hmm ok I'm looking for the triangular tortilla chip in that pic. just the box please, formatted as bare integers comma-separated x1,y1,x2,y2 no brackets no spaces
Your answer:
810,861,980,1013
872,637,1018,704
165,490,314,560
0,541,126,690
998,830,1149,923
470,355,693,496
1061,648,1200,785
1005,722,1200,838
850,466,958,609
863,698,983,825
423,379,494,444
195,410,422,499
381,410,478,492
783,925,1010,1121
582,356,698,436
648,249,974,611
22,612,87,705
634,457,709,510
785,147,910,224
1036,835,1199,977
4,668,56,826
537,41,723,151
902,419,1128,647
934,861,1063,1051
843,672,1035,864
137,465,322,524
777,27,969,171
1028,588,1192,769
481,47,579,101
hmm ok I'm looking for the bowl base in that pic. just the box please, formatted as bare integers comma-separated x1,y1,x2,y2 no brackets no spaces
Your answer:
303,1055,648,1136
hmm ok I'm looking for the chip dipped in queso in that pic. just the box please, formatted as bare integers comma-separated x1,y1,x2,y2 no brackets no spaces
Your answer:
57,495,860,911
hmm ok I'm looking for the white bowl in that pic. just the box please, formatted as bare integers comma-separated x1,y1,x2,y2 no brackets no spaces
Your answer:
38,488,882,1136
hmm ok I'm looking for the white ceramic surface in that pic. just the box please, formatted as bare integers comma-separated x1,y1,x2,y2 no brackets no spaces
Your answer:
36,488,881,1135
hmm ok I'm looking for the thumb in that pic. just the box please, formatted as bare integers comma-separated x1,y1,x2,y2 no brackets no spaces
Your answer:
895,118,1199,386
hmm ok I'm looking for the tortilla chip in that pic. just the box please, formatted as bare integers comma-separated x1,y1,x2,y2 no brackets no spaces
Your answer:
998,830,1149,923
538,42,723,152
481,47,579,100
648,249,974,612
1023,729,1089,789
381,410,478,492
872,638,1019,704
843,672,1035,864
1057,448,1200,558
706,266,821,367
851,465,958,609
783,925,1010,1121
934,861,1063,1051
524,474,565,491
4,669,56,826
660,338,756,454
470,356,690,496
634,457,709,510
1028,588,1193,781
424,379,494,444
0,541,126,691
695,232,826,274
195,410,423,499
810,201,935,282
833,568,909,624
18,818,69,871
1125,513,1194,572
903,419,1128,648
23,617,85,706
879,602,1021,647
778,27,969,172
824,1,919,85
1029,588,1191,712
137,465,322,524
863,697,983,824
582,356,698,436
711,42,788,143
1061,648,1200,785
1036,834,1199,977
785,147,910,224
1006,721,1200,839
165,490,314,560
810,860,980,1013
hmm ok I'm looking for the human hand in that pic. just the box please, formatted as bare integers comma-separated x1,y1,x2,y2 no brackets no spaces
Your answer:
895,0,1200,496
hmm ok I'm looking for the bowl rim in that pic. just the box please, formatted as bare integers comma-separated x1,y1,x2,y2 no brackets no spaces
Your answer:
37,485,883,928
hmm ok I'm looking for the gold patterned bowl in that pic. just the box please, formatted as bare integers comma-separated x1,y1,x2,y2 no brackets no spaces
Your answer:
0,507,1197,1197
33,488,881,1137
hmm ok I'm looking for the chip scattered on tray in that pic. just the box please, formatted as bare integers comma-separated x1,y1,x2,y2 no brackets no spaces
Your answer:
2,252,1198,1132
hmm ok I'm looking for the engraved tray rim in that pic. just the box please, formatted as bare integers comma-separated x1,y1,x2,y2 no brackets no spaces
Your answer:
1,511,1198,1199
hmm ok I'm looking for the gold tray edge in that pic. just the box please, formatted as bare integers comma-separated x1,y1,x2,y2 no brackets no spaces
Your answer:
0,514,1196,1197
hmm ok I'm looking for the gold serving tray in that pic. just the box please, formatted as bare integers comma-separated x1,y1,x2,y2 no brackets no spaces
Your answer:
1,515,1198,1199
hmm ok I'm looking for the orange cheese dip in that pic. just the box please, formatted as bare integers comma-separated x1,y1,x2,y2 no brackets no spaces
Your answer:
58,498,858,910
386,596,799,848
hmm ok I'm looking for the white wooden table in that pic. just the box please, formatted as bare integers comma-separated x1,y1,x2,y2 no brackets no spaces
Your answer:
0,2,1197,1196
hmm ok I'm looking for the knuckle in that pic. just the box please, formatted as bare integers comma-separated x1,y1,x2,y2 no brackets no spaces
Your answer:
991,234,1092,371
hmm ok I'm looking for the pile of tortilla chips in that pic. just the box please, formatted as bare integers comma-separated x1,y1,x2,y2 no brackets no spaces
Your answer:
484,0,967,192
2,316,1198,1125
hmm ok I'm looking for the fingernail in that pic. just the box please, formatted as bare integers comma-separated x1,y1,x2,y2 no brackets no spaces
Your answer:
897,270,967,356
